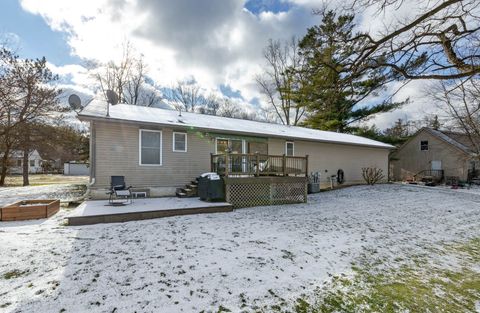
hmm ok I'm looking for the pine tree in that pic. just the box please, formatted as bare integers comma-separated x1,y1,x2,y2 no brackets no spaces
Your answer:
296,11,406,132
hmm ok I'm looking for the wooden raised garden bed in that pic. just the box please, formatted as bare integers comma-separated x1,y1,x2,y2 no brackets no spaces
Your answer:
0,199,60,221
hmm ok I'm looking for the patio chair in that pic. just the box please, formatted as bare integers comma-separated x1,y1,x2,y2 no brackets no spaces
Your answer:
107,176,133,205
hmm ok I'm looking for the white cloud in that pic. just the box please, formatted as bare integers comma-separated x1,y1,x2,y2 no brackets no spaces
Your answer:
367,80,443,129
19,0,440,130
19,0,317,102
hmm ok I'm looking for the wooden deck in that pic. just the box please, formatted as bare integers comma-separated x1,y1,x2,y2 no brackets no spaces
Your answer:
67,197,233,226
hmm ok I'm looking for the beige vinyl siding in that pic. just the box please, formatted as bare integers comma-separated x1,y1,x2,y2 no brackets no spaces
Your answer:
268,138,389,186
390,129,469,181
91,120,390,191
93,121,215,188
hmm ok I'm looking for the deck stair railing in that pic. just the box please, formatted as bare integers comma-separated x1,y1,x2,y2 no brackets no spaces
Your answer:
413,169,444,183
210,153,308,177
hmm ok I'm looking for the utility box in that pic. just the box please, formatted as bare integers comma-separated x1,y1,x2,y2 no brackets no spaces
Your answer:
308,183,320,194
198,172,225,201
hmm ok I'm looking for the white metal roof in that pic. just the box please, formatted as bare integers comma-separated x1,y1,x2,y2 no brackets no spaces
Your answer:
79,100,394,149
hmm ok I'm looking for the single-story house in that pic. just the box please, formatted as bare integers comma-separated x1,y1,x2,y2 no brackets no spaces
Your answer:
390,127,480,182
4,149,44,174
78,101,393,199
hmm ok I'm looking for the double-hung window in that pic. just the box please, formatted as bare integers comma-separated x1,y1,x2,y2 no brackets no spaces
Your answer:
173,132,187,152
139,129,162,166
286,141,294,156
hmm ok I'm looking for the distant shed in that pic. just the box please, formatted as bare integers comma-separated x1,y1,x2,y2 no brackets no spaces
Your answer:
64,162,89,176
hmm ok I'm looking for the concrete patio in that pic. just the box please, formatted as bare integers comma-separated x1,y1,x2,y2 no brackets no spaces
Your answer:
67,197,233,226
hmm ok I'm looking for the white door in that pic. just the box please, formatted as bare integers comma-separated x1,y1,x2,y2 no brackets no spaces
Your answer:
431,160,442,170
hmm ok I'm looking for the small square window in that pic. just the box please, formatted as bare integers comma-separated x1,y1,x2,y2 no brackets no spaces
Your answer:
286,141,294,156
173,132,187,152
420,140,429,151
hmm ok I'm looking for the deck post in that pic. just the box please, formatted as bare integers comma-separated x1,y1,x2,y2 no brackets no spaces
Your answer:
305,155,309,177
224,152,229,177
282,154,287,176
210,153,214,172
255,153,260,177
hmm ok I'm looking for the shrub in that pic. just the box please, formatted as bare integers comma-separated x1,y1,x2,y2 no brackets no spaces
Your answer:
362,167,384,185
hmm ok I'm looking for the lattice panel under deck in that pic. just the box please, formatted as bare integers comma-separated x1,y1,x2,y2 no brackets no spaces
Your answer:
225,178,307,208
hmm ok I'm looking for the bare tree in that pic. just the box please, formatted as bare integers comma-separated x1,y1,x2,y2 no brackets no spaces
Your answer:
0,49,18,185
93,42,161,106
216,98,240,118
256,37,305,125
166,81,208,113
348,0,480,80
0,48,62,186
428,78,480,155
198,93,221,115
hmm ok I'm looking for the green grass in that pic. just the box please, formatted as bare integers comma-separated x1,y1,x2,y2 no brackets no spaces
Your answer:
3,269,29,280
293,238,480,313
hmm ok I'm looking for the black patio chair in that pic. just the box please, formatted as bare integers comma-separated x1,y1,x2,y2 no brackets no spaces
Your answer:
107,175,133,205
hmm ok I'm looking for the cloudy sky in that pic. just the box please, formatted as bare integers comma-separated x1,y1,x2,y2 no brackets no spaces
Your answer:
0,0,437,129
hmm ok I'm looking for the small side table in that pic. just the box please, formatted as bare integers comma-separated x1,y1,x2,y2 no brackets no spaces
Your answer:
132,191,147,198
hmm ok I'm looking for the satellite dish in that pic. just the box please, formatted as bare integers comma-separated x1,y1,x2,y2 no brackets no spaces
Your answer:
68,94,82,112
106,90,119,105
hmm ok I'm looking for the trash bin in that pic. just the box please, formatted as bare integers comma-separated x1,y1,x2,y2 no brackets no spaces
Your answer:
198,172,225,201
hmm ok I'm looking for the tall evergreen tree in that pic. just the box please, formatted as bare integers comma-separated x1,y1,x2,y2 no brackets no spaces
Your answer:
296,11,406,132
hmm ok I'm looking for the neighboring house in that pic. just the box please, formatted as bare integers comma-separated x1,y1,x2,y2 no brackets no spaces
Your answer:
7,150,44,174
78,101,393,199
390,127,479,182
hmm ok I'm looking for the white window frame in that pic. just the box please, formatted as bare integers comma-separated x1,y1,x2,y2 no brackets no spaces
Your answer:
285,141,295,156
139,129,163,166
420,140,429,151
173,132,188,152
30,160,35,167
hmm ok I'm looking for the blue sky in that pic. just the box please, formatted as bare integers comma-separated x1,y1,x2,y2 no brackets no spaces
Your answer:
0,0,80,64
245,0,292,14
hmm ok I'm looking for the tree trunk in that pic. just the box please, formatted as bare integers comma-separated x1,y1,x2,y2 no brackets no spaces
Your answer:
22,149,29,186
0,146,11,186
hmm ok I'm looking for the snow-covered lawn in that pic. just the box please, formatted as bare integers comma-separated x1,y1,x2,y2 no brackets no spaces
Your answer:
1,184,480,312
0,184,87,207
3,175,88,187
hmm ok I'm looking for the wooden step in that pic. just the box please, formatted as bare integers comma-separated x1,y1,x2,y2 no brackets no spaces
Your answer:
176,192,187,198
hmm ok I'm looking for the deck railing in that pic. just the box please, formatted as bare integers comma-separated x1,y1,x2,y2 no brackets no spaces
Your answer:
413,169,444,182
210,153,308,177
